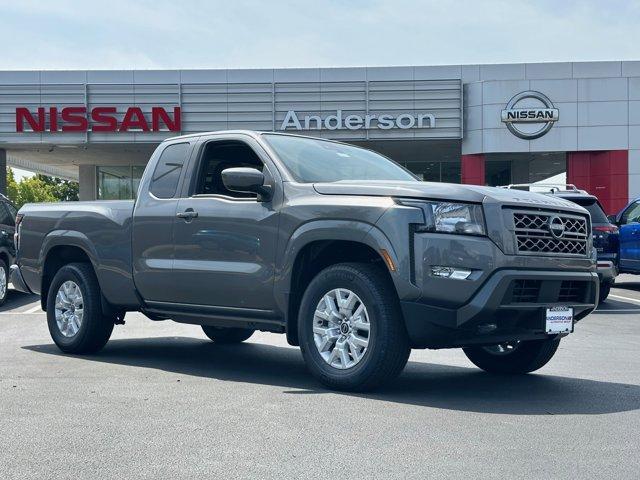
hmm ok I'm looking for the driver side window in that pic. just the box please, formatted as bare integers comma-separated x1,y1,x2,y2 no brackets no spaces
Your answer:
193,140,265,199
622,202,640,224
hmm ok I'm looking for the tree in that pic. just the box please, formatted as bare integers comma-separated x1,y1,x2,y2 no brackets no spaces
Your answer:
6,167,18,204
6,167,78,208
35,174,79,202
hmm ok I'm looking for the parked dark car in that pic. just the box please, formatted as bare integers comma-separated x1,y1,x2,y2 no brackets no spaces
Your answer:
502,184,618,302
0,194,18,305
609,197,640,274
11,131,599,391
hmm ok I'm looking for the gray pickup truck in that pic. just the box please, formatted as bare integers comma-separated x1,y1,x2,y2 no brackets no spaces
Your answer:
11,131,599,391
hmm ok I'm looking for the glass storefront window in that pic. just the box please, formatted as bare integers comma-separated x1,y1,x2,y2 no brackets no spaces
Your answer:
350,139,461,184
403,161,460,183
485,153,566,187
486,160,511,187
97,165,146,200
441,161,461,183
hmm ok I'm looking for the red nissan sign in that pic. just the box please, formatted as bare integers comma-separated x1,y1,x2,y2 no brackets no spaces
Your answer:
15,106,181,132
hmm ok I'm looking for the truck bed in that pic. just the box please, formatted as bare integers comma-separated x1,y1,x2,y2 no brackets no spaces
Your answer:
18,200,140,308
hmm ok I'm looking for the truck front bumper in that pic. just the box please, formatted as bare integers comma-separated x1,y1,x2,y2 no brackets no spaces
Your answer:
10,264,32,294
401,269,599,349
596,260,617,286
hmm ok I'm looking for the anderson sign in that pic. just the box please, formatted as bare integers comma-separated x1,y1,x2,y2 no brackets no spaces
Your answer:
280,110,436,131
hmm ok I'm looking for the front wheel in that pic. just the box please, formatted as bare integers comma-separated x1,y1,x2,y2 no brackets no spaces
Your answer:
463,337,560,374
599,283,611,303
298,262,410,392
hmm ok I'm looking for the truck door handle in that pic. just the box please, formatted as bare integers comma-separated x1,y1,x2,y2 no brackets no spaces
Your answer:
176,210,198,220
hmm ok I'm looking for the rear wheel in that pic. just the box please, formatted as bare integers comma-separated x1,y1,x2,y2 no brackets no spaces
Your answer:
599,283,611,303
201,326,254,344
46,263,114,354
298,262,410,391
463,337,560,374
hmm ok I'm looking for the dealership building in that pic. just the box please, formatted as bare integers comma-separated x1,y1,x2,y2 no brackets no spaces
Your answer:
1,60,639,213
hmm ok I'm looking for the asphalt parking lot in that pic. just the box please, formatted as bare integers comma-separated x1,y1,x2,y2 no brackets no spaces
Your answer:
1,277,639,479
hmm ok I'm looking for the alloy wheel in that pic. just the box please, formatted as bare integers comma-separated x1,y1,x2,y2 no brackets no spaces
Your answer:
55,280,84,338
0,267,6,300
313,288,370,369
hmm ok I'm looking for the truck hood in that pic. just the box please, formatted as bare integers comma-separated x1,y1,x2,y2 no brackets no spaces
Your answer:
313,180,587,214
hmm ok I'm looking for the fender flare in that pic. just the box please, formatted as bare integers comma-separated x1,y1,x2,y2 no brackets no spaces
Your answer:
39,230,102,290
275,219,419,337
0,246,13,265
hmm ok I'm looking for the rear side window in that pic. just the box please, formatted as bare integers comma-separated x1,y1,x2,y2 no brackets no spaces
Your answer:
149,143,190,199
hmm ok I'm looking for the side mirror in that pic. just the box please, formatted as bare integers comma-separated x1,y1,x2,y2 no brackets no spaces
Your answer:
221,167,272,201
607,214,618,225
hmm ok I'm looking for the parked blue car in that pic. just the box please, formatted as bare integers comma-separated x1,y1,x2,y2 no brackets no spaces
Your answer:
610,199,640,274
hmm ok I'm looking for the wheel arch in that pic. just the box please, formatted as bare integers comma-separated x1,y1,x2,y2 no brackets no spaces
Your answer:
278,220,407,346
40,232,101,312
0,247,11,269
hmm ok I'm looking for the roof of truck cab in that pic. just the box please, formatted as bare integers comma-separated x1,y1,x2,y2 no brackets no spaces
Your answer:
163,130,333,143
163,129,261,141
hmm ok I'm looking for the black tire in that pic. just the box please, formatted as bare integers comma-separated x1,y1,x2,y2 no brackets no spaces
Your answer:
463,337,561,374
298,262,410,392
201,326,254,344
0,258,8,306
599,283,611,303
46,263,114,354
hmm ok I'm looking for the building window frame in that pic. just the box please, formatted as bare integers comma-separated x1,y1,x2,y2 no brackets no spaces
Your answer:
96,165,146,200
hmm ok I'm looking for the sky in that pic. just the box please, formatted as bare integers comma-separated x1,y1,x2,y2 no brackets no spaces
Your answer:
0,0,639,71
12,169,34,181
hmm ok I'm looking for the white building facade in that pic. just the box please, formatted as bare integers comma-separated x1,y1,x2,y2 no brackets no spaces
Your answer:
1,60,638,213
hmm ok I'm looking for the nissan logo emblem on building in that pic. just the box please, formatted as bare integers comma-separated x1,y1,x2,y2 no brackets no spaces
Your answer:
548,215,566,239
501,91,559,139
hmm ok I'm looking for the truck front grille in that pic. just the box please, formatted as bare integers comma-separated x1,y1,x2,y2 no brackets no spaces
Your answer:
511,279,542,303
502,279,590,304
558,280,584,303
513,211,588,256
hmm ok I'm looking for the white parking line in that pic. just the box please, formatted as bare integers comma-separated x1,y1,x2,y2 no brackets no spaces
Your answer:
593,308,640,313
24,304,42,313
0,311,42,315
609,294,640,305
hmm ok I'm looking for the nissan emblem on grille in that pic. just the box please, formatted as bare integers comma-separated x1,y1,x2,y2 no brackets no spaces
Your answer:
548,216,566,238
512,211,588,256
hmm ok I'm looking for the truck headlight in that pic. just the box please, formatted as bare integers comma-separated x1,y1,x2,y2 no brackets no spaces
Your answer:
399,200,486,236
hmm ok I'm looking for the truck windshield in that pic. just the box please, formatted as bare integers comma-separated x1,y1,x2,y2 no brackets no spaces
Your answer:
263,134,417,183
